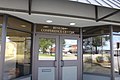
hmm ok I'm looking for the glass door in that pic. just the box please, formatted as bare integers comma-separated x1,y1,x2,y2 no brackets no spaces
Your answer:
113,35,120,79
34,34,81,80
60,36,80,80
34,34,59,80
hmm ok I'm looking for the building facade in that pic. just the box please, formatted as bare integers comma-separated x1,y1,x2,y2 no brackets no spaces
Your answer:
0,0,120,80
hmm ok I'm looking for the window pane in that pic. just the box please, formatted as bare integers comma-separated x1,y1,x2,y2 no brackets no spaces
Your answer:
83,26,111,75
0,15,3,25
113,26,120,78
4,29,31,80
38,38,56,60
62,39,77,60
8,16,32,32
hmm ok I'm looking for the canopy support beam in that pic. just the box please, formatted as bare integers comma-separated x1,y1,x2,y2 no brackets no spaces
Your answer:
28,0,32,15
0,7,120,24
96,9,120,22
95,6,98,21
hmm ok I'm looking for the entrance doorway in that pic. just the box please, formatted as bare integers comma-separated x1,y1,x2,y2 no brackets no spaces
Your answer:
33,34,81,80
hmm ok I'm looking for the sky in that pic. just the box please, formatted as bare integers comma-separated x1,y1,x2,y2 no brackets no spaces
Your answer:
64,39,77,47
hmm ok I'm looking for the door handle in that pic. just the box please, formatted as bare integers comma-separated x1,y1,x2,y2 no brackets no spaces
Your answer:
54,60,57,67
61,60,64,67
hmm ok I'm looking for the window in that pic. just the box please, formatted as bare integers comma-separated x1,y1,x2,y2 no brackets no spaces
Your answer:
113,26,120,78
83,26,111,75
3,16,32,80
8,16,32,32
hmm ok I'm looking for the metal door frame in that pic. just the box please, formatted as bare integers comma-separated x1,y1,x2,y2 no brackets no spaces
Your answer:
34,34,59,80
59,35,81,80
33,33,82,80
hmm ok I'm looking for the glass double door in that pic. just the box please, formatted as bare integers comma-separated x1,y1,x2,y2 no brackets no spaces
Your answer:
34,34,81,80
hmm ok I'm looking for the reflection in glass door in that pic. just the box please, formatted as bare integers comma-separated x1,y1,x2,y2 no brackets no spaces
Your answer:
60,37,80,80
62,39,77,60
38,38,56,60
34,34,80,80
38,38,56,80
113,35,120,79
35,35,59,80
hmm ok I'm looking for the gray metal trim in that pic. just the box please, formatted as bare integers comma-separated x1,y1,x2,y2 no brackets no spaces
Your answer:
34,34,40,80
58,35,61,80
32,24,37,80
110,25,115,80
83,33,110,37
0,7,120,24
83,72,111,77
54,35,59,80
77,29,81,80
79,28,83,80
37,61,57,67
0,15,8,80
62,61,78,66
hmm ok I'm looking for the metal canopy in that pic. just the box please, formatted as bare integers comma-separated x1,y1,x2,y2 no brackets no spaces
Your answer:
70,0,120,22
70,0,120,9
0,0,119,25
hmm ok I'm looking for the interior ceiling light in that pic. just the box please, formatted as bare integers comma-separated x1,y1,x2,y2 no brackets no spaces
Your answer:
21,25,26,27
46,20,53,23
70,22,76,26
43,26,49,28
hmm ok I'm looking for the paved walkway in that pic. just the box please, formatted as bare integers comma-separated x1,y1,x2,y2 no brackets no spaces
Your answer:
115,77,120,80
115,72,120,80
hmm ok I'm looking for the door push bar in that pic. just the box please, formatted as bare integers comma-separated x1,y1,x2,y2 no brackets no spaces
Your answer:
54,60,57,67
61,60,64,67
